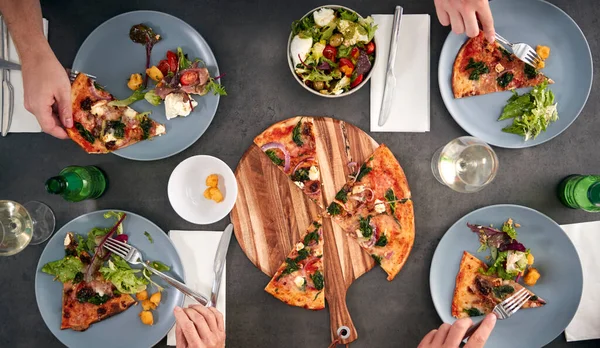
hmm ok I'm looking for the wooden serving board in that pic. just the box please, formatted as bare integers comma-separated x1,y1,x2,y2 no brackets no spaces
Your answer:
231,117,379,345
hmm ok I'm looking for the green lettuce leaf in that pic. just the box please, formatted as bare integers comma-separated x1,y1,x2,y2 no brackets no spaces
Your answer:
99,256,148,294
498,91,534,121
42,256,84,283
177,47,192,70
144,90,163,106
108,89,145,107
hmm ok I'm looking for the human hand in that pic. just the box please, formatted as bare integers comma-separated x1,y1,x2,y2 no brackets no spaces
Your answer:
174,305,225,348
21,45,72,139
417,313,497,348
434,0,495,42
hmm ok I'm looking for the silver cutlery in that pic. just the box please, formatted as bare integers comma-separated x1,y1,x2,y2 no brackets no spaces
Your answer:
462,287,532,340
0,58,20,70
103,237,210,306
66,68,96,83
495,33,542,67
1,18,14,137
377,5,403,127
207,224,233,308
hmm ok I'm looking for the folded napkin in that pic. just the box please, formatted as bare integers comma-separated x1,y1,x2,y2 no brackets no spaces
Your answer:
562,220,600,342
370,14,430,132
0,19,48,133
167,230,226,346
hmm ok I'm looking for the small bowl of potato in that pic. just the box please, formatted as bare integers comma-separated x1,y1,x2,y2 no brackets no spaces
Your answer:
168,155,238,224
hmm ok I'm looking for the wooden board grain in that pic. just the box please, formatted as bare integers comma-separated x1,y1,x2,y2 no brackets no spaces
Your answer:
231,117,380,345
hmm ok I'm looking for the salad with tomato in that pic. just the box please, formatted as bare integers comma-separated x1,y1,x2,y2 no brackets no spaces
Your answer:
290,7,377,95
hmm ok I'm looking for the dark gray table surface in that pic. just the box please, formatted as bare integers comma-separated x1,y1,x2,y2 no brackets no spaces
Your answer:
0,0,598,347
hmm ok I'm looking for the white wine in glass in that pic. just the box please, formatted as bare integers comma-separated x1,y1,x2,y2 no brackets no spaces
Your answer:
431,137,499,193
0,200,56,256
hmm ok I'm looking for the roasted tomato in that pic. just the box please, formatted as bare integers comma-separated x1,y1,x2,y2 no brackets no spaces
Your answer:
365,41,376,55
323,45,337,62
350,74,364,88
339,58,354,77
157,59,170,76
350,47,360,60
180,71,199,86
167,50,178,72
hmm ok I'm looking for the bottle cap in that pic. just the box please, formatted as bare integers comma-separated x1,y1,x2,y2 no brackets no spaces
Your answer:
45,177,66,194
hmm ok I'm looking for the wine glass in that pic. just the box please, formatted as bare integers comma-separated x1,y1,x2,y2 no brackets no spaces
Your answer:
431,136,499,193
0,200,56,256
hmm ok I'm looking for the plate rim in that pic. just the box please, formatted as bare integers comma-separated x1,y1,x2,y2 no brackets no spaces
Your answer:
429,203,583,346
72,9,221,161
34,209,186,348
437,0,593,149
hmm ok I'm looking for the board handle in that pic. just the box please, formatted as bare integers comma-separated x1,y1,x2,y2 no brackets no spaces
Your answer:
326,286,358,345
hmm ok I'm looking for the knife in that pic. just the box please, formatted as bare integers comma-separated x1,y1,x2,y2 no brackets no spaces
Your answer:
1,19,13,136
377,6,404,127
206,223,233,307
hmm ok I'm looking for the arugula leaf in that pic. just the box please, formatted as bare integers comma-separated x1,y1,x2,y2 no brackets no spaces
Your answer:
501,221,518,240
177,47,192,70
206,78,227,96
144,231,154,244
108,88,146,107
41,256,85,283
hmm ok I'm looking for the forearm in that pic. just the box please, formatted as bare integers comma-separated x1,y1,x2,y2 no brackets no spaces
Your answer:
0,0,50,63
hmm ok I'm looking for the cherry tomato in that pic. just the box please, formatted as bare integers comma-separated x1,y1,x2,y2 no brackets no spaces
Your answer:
179,71,199,86
350,47,360,60
167,51,178,72
338,58,354,77
157,60,170,76
365,41,376,55
323,45,337,61
350,74,364,88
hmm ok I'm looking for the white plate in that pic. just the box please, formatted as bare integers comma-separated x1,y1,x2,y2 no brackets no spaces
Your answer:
168,156,237,224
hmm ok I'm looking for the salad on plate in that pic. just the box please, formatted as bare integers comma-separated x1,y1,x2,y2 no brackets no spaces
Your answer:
290,7,377,95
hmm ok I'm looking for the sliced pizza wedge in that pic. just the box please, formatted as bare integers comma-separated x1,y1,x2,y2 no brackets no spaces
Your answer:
326,144,415,281
254,116,324,208
452,32,553,98
264,219,325,310
452,251,546,319
69,73,165,154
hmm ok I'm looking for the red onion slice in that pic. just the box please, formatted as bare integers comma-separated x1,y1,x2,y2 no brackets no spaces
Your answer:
89,81,112,101
292,156,315,175
385,251,394,260
364,188,375,202
261,142,291,172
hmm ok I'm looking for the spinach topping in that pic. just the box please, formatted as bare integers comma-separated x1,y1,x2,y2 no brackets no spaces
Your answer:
310,270,324,290
358,215,373,238
139,114,153,140
291,168,310,182
296,248,310,262
292,119,303,146
75,122,95,144
304,231,319,246
466,58,489,80
265,150,284,166
277,258,300,280
464,308,484,317
327,202,342,216
385,188,397,216
88,294,111,305
80,97,93,111
530,295,538,301
375,234,388,247
76,287,110,305
106,120,126,139
355,163,372,182
492,285,515,299
524,64,538,79
498,47,514,61
497,72,514,88
335,187,349,203
371,254,382,265
73,272,84,283
313,221,322,229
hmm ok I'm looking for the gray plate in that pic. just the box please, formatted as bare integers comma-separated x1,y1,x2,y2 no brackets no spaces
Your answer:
430,204,583,348
73,11,220,161
438,0,592,148
35,210,185,348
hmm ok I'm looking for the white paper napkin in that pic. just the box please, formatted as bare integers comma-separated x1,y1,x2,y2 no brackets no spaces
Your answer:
167,230,226,346
370,14,430,132
0,19,48,133
561,220,600,342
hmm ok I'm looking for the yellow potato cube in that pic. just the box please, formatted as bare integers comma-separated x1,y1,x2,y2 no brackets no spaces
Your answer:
206,174,219,188
127,73,143,91
141,299,157,311
527,253,534,265
524,268,541,286
204,187,213,199
135,290,148,301
146,66,164,82
537,61,545,69
139,311,154,325
209,187,224,203
150,292,161,306
536,45,550,60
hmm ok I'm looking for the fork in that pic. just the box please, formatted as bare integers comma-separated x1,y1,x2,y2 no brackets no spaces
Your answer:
495,33,542,67
462,287,531,340
66,68,96,83
104,237,209,306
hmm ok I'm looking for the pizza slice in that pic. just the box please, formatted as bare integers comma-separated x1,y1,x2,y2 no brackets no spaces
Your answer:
326,144,415,281
452,32,553,98
254,116,324,208
264,219,325,310
452,251,546,319
69,73,165,154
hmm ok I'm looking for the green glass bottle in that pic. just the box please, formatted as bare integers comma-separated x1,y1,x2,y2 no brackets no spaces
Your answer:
45,166,107,202
558,175,600,212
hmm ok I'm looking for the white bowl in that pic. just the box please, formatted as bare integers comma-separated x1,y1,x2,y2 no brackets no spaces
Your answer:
168,155,238,225
287,4,379,98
